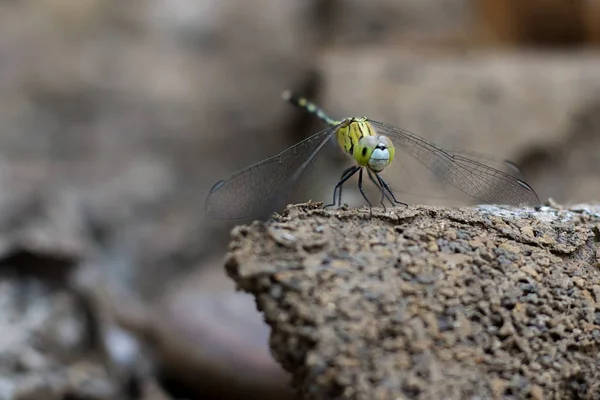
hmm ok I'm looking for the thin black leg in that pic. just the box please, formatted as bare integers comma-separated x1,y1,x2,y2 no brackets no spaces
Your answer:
329,166,354,208
367,169,394,211
336,168,347,208
357,168,373,215
325,166,360,209
376,174,408,208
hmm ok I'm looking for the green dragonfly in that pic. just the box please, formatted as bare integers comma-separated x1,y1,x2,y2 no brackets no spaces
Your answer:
206,92,540,220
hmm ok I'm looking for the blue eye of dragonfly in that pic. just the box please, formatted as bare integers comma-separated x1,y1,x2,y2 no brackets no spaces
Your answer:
205,91,540,220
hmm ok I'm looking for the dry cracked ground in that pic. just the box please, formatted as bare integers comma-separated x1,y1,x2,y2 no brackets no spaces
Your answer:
226,202,600,400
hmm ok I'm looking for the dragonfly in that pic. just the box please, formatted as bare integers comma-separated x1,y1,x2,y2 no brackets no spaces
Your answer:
205,91,540,220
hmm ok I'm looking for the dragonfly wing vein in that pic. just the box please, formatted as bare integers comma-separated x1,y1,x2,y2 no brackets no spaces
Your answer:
370,120,539,207
205,125,339,220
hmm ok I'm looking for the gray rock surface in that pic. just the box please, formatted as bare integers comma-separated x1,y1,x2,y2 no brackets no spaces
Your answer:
0,193,168,400
226,202,600,399
0,253,121,400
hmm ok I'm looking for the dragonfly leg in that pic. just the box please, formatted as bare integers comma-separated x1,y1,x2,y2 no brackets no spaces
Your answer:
367,169,393,211
376,174,408,208
357,168,373,216
325,165,360,209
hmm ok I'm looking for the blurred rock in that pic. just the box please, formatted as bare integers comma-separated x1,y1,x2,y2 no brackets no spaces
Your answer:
0,1,320,397
0,192,168,400
313,0,473,46
138,262,296,399
475,0,586,46
588,0,600,44
0,0,320,301
139,379,172,400
0,275,119,400
474,0,600,47
76,252,296,399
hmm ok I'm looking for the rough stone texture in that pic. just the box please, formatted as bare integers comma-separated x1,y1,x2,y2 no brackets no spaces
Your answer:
226,202,600,399
0,192,168,400
0,279,116,400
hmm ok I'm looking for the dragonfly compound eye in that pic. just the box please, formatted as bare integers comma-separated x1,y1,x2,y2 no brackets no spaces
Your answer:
353,136,375,167
355,135,394,172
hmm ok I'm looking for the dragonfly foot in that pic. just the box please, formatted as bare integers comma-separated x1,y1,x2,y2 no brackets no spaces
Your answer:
394,200,408,208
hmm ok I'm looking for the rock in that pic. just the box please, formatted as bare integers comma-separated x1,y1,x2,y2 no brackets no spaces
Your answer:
473,0,600,46
0,275,120,400
225,202,600,399
0,0,319,300
313,0,472,46
474,0,587,45
0,191,166,400
78,252,297,400
146,264,297,400
3,1,600,399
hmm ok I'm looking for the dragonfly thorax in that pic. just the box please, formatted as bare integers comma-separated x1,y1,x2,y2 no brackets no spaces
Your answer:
354,135,395,172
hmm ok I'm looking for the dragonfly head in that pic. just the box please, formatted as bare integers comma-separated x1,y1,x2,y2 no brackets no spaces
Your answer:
354,135,395,172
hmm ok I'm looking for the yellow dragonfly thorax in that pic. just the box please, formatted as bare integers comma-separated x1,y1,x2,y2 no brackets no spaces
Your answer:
335,117,395,173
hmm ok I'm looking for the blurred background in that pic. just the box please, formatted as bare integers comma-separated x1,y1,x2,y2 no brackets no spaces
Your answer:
1,0,600,399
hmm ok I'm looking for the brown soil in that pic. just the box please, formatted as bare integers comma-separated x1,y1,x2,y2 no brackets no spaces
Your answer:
226,202,600,400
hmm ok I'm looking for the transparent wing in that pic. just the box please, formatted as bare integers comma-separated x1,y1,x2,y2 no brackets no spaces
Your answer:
446,149,525,180
369,120,540,207
206,124,339,220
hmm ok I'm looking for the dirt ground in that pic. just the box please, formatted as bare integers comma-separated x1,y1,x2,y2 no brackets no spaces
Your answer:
226,202,600,400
